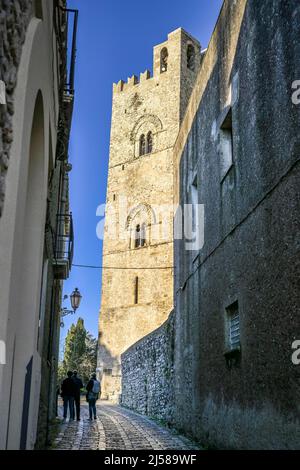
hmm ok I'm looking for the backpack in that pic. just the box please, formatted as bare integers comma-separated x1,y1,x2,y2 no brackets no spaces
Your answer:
92,379,101,394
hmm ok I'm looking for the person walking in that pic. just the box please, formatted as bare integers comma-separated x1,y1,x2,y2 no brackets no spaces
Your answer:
61,371,76,421
86,373,101,421
72,370,83,421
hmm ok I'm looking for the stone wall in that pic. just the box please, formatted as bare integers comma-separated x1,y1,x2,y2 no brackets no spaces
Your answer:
172,0,300,449
121,311,175,426
120,0,300,450
0,0,73,449
0,0,33,218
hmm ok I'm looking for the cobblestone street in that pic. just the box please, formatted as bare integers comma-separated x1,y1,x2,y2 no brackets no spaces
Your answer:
53,402,199,450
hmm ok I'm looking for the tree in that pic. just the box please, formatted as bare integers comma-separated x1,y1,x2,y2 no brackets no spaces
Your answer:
58,318,98,386
64,318,86,372
79,333,98,384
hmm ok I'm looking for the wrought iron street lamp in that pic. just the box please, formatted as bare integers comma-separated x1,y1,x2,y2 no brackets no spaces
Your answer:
70,287,82,311
60,288,82,327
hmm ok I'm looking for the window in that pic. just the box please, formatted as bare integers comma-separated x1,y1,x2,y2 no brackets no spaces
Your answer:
34,0,43,19
160,47,168,73
134,277,139,304
135,225,141,248
141,223,146,247
134,223,146,248
226,301,240,350
147,132,153,154
139,134,146,156
187,44,195,70
103,368,112,376
220,109,233,180
191,175,198,232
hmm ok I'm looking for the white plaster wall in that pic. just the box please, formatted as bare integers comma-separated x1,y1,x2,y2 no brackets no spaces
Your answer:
0,1,59,449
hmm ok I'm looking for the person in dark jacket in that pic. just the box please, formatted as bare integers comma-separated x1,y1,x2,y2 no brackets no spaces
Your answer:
86,373,101,420
61,371,76,421
72,370,83,421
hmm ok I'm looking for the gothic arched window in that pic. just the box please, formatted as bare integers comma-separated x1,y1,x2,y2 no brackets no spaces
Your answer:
187,44,195,71
147,131,153,154
139,134,146,156
160,47,168,73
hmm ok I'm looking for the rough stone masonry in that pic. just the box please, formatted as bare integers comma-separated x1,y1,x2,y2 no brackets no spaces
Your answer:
0,0,33,218
121,312,175,426
121,0,300,450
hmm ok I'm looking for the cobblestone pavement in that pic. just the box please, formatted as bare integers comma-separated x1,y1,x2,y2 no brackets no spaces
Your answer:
53,401,199,450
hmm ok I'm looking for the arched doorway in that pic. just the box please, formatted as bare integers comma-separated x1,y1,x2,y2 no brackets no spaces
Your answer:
6,91,46,449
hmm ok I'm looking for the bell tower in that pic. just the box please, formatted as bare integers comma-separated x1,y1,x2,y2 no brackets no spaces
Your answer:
98,28,201,401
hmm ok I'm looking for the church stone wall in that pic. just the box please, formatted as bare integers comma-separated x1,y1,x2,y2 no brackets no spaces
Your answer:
121,311,175,425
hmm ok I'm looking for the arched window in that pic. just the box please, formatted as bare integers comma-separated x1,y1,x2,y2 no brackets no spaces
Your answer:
160,47,168,73
187,44,195,70
146,131,153,154
139,134,146,156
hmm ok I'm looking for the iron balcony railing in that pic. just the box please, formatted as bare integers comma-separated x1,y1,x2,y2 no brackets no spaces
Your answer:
54,3,79,97
54,3,78,161
64,8,78,97
54,213,74,272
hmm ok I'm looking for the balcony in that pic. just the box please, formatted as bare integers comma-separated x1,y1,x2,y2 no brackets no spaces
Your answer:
54,3,78,161
53,213,74,280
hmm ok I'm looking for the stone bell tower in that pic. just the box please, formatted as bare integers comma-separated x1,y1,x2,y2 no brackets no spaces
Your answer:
98,28,201,401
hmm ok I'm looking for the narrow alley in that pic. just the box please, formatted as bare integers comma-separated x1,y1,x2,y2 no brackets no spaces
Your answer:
53,402,199,451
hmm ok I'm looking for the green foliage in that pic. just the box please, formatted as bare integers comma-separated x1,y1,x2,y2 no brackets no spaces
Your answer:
58,318,97,386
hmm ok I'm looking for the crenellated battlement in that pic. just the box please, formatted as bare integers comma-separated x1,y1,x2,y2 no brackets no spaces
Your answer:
113,70,152,94
112,28,201,95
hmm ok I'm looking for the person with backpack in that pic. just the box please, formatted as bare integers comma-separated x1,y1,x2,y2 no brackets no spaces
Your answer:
72,370,84,421
61,371,76,421
86,373,101,420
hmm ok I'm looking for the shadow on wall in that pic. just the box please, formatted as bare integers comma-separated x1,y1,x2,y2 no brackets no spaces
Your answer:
120,311,175,425
200,396,300,450
98,332,120,400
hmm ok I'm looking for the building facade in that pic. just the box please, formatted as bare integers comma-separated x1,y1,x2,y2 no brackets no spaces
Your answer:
98,29,201,401
121,0,300,450
0,0,77,449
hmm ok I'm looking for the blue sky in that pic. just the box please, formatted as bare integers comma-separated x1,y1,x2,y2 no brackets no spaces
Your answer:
61,0,223,349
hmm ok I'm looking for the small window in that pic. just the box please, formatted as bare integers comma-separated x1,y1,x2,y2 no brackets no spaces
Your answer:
122,165,125,171
103,368,112,376
134,223,146,248
220,109,233,180
34,0,43,19
160,47,168,73
134,277,139,304
191,175,198,232
147,131,153,154
141,223,146,247
135,225,141,248
139,134,146,156
226,301,240,350
187,44,195,70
